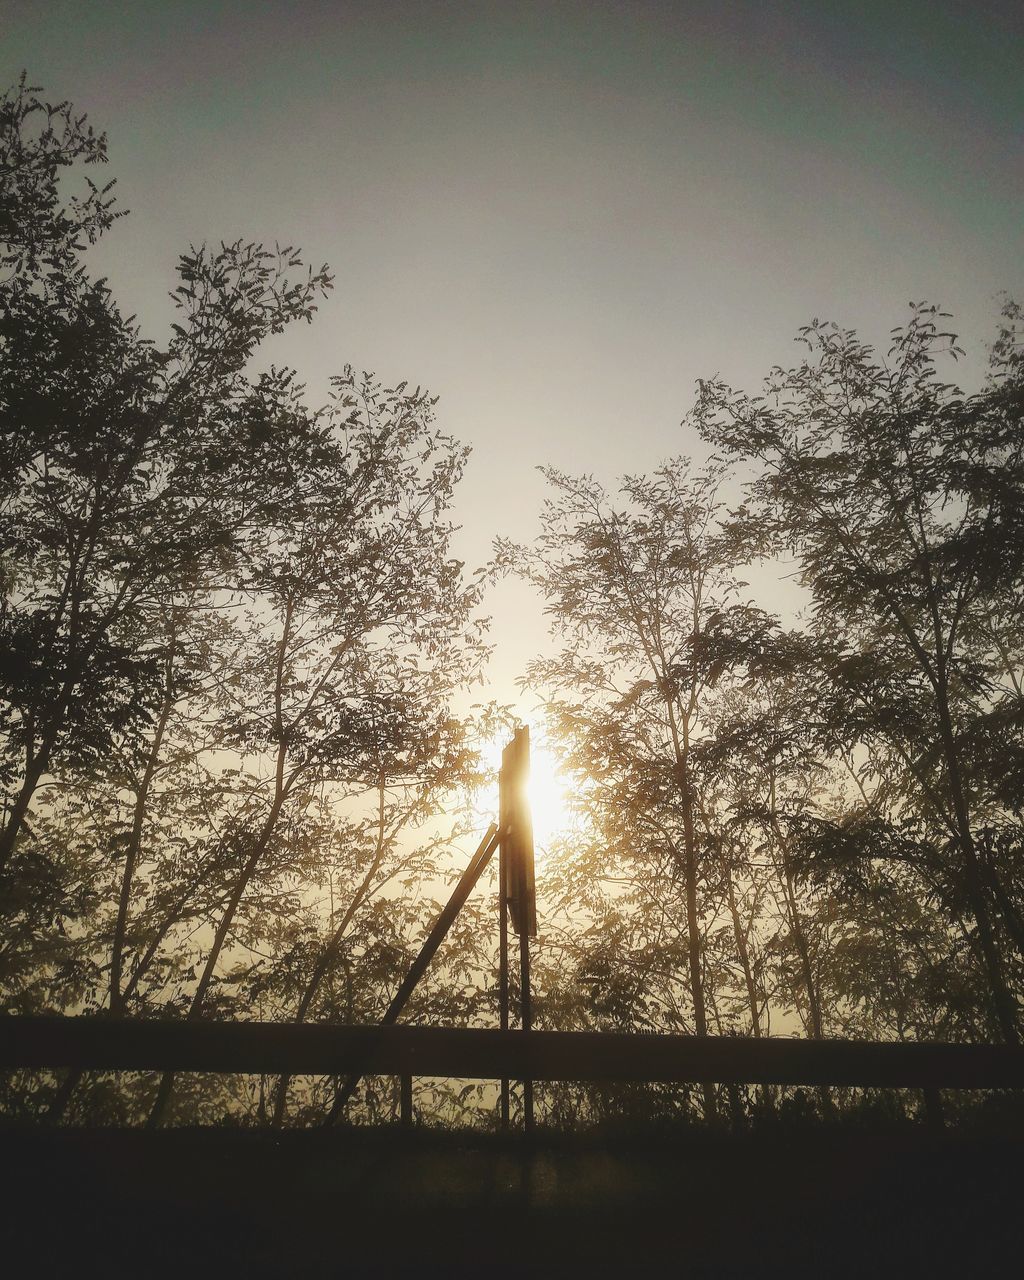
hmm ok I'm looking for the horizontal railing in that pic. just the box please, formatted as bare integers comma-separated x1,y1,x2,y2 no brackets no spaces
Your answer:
3,1016,1024,1090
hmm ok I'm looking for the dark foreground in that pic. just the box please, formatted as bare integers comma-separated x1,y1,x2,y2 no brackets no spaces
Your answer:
3,1126,1022,1278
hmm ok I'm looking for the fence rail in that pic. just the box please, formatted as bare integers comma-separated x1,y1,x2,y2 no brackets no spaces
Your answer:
3,1016,1024,1090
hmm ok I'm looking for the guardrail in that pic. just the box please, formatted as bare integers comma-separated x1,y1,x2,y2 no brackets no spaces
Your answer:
3,1017,1024,1091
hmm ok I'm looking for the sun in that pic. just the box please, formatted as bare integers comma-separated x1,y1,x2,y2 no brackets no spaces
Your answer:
526,742,572,853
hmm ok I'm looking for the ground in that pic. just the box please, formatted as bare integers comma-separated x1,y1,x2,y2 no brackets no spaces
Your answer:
3,1126,1021,1277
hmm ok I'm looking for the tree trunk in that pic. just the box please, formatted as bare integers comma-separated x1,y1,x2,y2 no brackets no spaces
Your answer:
272,774,388,1127
767,777,834,1117
933,687,1019,1044
719,840,762,1037
110,622,178,1015
148,601,296,1126
146,793,288,1127
0,750,52,873
674,756,716,1122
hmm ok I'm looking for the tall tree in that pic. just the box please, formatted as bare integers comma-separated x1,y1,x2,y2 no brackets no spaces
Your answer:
693,302,1024,1043
144,370,487,1123
2,80,492,1130
512,461,782,1115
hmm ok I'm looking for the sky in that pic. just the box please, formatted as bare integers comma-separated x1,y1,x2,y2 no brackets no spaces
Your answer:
3,0,1022,713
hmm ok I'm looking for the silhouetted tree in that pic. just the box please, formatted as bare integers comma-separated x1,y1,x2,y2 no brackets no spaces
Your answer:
694,302,1024,1043
510,461,789,1116
1,79,491,1129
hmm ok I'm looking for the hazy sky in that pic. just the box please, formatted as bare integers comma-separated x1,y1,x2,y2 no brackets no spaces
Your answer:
4,0,1022,709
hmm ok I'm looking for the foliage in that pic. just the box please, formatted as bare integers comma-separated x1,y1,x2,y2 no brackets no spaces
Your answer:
692,301,1024,1043
0,77,491,1128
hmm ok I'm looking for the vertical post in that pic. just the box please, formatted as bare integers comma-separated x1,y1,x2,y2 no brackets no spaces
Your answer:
400,1074,413,1128
519,925,533,1133
499,726,537,1135
499,829,510,1131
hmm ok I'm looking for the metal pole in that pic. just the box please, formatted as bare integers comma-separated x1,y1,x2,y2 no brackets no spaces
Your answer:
499,832,510,1130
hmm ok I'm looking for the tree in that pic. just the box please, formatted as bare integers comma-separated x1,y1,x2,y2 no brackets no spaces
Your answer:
693,302,1024,1043
141,366,488,1122
1,79,492,1131
511,461,784,1117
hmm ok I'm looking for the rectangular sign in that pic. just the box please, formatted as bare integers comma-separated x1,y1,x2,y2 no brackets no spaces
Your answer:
499,725,537,937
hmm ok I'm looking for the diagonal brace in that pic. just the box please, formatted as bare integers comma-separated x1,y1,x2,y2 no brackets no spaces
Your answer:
325,822,500,1123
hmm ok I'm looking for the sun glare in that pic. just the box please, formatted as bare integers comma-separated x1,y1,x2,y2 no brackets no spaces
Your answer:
482,733,571,857
527,743,572,853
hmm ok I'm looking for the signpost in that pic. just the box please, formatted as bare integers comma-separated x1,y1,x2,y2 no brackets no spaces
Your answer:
498,725,536,1130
